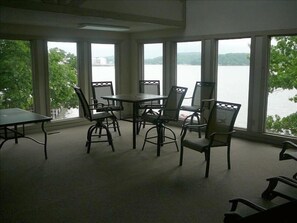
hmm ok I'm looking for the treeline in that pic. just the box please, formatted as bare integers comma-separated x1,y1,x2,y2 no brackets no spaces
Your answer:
145,52,250,65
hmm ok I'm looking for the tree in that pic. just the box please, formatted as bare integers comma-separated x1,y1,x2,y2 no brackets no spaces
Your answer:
266,36,297,136
0,40,78,112
48,47,77,109
0,40,33,110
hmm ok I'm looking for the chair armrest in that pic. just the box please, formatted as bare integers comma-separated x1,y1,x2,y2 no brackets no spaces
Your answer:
181,123,207,140
228,198,266,212
201,98,215,102
280,141,297,161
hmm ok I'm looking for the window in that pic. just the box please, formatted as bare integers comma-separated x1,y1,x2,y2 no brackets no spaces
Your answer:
0,39,33,111
217,38,251,128
47,42,78,120
176,41,202,118
91,43,116,90
266,35,297,137
144,43,163,93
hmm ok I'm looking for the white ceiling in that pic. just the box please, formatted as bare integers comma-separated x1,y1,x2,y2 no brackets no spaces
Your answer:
0,0,185,32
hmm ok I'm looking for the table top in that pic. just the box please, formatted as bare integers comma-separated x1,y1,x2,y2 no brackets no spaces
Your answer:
101,93,167,103
0,108,52,127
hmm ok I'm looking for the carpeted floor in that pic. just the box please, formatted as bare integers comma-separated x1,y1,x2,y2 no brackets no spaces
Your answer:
0,121,296,223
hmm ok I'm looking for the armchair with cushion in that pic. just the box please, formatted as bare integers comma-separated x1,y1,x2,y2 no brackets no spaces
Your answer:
179,101,241,177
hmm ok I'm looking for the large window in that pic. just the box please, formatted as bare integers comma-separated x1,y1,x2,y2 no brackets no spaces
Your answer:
176,41,202,118
0,39,33,111
47,42,78,120
217,38,251,128
266,36,297,137
144,43,163,93
91,43,116,90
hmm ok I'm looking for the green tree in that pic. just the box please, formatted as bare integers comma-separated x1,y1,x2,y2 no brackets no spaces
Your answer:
266,36,297,136
0,40,78,112
48,47,77,109
0,40,33,110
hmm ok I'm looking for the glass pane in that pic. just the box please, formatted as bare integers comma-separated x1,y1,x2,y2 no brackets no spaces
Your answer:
0,39,33,111
144,43,163,93
217,38,251,128
47,42,78,120
176,41,202,118
266,36,297,137
91,44,115,91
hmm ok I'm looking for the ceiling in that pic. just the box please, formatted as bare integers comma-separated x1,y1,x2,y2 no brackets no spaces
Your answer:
0,0,185,32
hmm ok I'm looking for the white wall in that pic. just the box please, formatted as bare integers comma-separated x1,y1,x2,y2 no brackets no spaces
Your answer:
185,0,297,36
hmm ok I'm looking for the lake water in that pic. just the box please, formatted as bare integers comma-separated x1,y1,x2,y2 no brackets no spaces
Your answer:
67,65,296,129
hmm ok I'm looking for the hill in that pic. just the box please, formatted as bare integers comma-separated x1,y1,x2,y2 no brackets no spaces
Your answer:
145,52,250,65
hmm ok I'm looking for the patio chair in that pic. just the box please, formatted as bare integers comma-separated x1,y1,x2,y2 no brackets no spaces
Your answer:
224,198,296,222
261,140,297,201
91,81,122,135
74,86,115,153
180,81,215,137
179,101,241,177
138,80,163,132
141,86,187,156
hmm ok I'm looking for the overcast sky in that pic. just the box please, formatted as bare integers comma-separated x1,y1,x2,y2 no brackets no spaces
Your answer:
48,38,252,58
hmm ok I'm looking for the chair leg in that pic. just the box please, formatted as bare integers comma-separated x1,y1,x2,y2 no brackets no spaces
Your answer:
157,124,162,156
101,123,115,152
87,125,97,153
142,126,157,151
112,117,121,136
163,126,179,152
180,115,190,136
179,145,184,166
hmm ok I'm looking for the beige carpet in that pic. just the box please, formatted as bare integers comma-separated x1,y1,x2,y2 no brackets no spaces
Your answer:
0,121,296,222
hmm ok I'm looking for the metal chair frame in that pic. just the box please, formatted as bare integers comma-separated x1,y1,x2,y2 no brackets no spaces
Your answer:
74,86,116,153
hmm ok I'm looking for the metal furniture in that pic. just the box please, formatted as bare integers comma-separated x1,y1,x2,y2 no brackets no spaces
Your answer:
74,86,116,153
91,81,122,135
141,86,188,156
180,81,215,137
180,101,241,177
0,108,52,159
138,80,163,132
101,93,167,149
261,140,297,201
224,199,296,222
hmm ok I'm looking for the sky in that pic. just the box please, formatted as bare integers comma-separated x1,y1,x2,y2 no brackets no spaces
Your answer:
47,38,252,59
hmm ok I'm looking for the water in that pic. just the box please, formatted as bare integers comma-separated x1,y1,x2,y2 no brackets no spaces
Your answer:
148,65,297,128
66,65,296,129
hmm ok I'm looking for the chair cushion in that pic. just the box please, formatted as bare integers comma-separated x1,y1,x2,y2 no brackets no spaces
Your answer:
92,112,113,120
182,138,210,153
143,114,175,124
180,105,201,112
96,105,122,112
